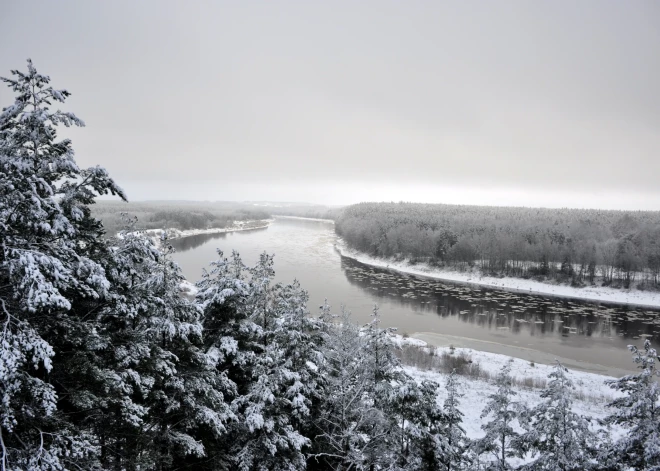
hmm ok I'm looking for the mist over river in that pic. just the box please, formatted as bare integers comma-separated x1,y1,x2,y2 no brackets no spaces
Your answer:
171,218,660,374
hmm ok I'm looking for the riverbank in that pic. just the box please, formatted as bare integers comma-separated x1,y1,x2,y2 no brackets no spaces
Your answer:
141,220,273,297
143,219,273,241
273,215,335,224
408,331,634,377
335,239,660,309
392,333,626,460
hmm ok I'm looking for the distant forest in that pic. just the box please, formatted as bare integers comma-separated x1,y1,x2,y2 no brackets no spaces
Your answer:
266,203,343,221
335,202,660,289
91,201,272,235
92,201,342,236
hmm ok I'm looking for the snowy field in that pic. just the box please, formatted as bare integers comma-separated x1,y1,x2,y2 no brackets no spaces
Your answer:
392,335,627,466
336,239,660,309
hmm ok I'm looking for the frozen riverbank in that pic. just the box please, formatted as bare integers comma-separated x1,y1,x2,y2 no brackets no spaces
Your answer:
392,334,627,466
142,219,273,242
335,239,660,309
138,220,272,297
409,331,635,377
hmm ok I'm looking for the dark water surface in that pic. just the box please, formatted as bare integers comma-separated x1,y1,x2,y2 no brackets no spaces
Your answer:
171,218,660,372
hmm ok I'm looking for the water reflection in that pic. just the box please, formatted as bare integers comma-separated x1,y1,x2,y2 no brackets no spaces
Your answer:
170,232,228,251
169,227,268,252
339,256,660,343
168,219,660,371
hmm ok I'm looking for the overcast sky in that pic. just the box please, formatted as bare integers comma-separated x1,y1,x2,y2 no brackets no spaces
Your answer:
1,1,659,208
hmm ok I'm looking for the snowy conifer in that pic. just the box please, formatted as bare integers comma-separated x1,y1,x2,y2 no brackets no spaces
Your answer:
386,377,446,470
311,306,379,470
360,305,408,468
197,251,320,470
0,60,123,469
126,237,234,468
363,304,402,386
603,340,660,471
411,379,448,471
437,370,471,471
476,361,523,470
515,361,597,471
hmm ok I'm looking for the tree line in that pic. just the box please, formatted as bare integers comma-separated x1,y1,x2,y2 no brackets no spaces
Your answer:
336,203,660,289
2,62,659,470
91,201,271,236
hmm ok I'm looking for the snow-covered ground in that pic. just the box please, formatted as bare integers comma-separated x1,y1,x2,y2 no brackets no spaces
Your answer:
391,335,627,465
405,363,623,467
390,333,623,402
336,239,660,308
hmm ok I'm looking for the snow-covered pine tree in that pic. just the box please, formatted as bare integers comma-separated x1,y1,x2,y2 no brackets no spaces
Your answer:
603,340,660,471
58,219,161,470
269,279,328,466
386,377,446,471
234,257,323,470
413,379,448,471
0,60,124,469
476,361,523,471
197,251,318,470
363,304,402,387
515,361,597,471
437,370,471,471
361,304,408,469
194,249,249,468
385,377,424,470
116,233,235,469
310,306,377,471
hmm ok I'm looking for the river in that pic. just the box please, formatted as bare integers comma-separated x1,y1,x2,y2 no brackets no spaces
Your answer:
171,217,660,375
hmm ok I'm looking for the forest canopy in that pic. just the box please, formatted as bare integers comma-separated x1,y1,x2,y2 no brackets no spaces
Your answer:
336,202,660,289
91,200,272,235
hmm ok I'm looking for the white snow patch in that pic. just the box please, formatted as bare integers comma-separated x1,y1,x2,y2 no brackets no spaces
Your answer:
403,364,625,467
393,333,628,466
179,280,198,296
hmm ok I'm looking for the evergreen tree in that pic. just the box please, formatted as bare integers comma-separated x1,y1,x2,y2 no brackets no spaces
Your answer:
387,377,446,471
412,379,448,471
361,305,407,469
515,361,597,471
311,306,377,470
197,251,320,470
476,362,523,470
437,370,470,471
128,236,234,469
0,60,124,469
603,340,660,471
271,279,328,465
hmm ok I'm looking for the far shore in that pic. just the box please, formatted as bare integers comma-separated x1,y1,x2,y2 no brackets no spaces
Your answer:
335,239,660,309
273,215,336,224
407,331,634,377
138,219,273,241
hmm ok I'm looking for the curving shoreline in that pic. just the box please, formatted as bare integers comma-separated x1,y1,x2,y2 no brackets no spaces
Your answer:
335,238,660,309
273,215,335,224
142,219,273,241
135,220,273,299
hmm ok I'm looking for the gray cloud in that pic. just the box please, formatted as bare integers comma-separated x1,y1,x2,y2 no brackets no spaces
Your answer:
1,0,659,208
